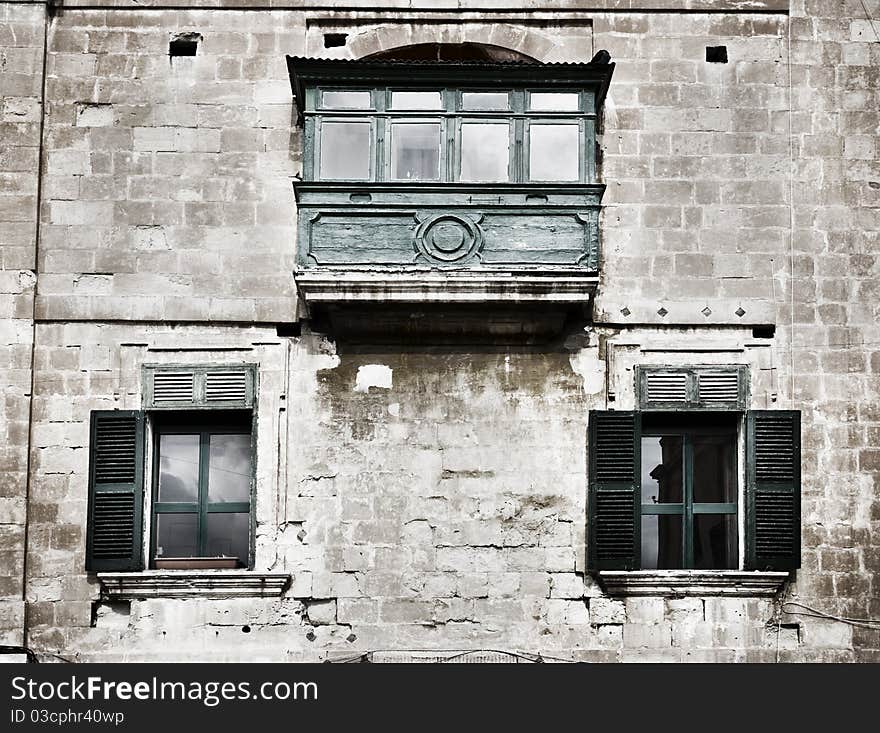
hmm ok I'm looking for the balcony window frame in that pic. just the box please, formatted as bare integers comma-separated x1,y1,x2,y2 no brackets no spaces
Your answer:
315,116,376,182
453,117,515,183
302,80,603,185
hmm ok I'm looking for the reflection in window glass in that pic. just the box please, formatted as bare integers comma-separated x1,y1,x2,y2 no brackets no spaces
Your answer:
390,91,442,110
206,513,249,563
529,92,580,111
692,434,737,503
319,121,370,180
694,514,737,569
529,124,579,181
460,123,509,182
158,434,199,502
208,434,251,502
641,515,682,569
155,514,198,557
321,90,371,109
461,92,509,111
641,435,683,505
391,123,440,180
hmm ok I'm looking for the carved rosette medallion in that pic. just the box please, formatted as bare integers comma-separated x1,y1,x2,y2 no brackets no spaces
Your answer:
414,213,484,263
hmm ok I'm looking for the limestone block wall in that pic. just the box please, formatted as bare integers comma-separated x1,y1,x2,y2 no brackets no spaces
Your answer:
0,0,877,661
785,0,880,659
26,321,811,662
35,8,304,323
0,1,44,646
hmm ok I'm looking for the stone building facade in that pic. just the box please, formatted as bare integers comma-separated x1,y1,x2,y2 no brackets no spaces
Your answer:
0,0,877,662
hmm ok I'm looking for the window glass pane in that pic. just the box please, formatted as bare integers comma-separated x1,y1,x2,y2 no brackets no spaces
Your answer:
206,512,249,563
319,122,370,180
208,434,251,502
321,90,371,109
155,513,197,558
641,435,683,504
694,514,737,569
460,123,509,182
462,92,509,111
529,124,579,181
390,91,442,109
158,434,199,502
391,123,440,180
641,515,682,569
529,92,580,111
692,433,737,503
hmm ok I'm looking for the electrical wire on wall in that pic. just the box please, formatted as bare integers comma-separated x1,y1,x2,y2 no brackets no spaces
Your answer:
326,649,579,664
767,577,880,662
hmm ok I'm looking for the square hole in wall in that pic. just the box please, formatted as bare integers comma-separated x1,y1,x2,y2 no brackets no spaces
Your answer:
170,33,202,57
705,46,728,63
324,33,348,48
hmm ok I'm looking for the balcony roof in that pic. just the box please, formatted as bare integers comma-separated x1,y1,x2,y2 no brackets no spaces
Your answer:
285,55,615,124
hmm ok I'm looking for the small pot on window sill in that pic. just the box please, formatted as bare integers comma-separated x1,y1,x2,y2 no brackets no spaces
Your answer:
153,557,241,570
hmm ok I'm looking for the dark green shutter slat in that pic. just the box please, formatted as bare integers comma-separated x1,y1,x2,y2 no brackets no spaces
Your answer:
746,410,801,571
86,410,145,571
588,410,640,570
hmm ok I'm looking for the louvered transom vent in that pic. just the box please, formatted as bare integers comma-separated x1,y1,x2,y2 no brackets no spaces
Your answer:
91,493,136,558
594,491,636,561
205,371,248,403
593,413,636,483
754,492,796,557
755,413,797,482
144,365,255,409
152,371,195,403
645,372,687,403
698,371,740,403
639,365,746,409
93,416,138,484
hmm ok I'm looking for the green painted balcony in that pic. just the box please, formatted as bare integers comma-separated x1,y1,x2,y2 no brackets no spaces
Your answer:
286,56,614,318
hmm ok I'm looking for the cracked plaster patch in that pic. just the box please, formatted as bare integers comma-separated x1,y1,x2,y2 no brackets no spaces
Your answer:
354,364,392,392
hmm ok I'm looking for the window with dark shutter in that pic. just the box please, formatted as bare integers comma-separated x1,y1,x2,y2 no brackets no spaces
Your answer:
86,410,145,571
588,410,640,570
746,410,801,571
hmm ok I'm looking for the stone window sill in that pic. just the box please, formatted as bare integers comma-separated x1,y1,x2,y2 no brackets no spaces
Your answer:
596,570,790,597
97,571,290,600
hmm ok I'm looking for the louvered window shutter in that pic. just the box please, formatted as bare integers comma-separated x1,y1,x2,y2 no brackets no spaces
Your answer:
86,411,145,571
746,410,801,571
588,411,640,570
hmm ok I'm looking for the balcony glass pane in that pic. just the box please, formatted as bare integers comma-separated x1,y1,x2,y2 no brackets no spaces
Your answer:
208,434,251,503
155,513,197,558
641,435,683,504
319,121,370,180
206,512,249,563
391,122,441,181
694,514,737,569
158,434,199,502
692,433,737,503
641,515,683,570
529,124,579,181
321,90,371,109
390,91,442,110
460,123,509,182
529,92,580,111
462,92,509,111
